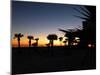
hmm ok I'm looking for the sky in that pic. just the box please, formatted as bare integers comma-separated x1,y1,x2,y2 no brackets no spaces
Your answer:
11,1,85,47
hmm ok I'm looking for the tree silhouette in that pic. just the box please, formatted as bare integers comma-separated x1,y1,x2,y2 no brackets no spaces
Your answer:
47,34,58,47
59,29,79,47
59,6,96,48
34,38,39,47
73,6,96,47
59,37,63,46
13,33,24,47
27,35,34,47
63,40,67,46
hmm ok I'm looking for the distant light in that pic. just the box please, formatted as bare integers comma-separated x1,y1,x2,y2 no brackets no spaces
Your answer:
75,37,80,43
75,37,80,40
88,43,95,48
88,44,92,48
73,43,78,45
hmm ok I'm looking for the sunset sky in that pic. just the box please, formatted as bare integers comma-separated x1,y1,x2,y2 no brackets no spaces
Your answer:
11,1,85,47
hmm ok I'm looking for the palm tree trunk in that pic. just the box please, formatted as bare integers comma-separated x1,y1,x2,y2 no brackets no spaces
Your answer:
29,40,31,47
51,40,53,47
18,39,20,47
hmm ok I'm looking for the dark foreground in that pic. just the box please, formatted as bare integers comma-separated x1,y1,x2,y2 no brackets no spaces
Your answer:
12,46,96,75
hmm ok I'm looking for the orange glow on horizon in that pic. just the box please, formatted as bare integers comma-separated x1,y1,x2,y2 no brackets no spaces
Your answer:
12,38,65,47
12,33,66,47
12,34,81,47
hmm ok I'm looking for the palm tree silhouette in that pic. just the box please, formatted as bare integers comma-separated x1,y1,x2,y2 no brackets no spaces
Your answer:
13,33,24,47
47,34,58,47
73,6,96,47
34,38,39,47
59,6,96,48
63,40,67,46
63,38,68,46
27,35,34,47
59,37,63,46
59,29,76,47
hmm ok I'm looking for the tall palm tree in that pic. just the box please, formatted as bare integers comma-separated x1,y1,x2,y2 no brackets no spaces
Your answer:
35,38,39,47
27,35,34,47
13,33,24,47
59,6,96,48
73,6,96,47
47,34,58,47
59,37,63,46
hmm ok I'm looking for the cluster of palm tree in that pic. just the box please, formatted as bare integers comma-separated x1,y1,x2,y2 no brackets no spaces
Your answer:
14,33,73,47
47,34,69,47
47,34,77,47
13,33,39,47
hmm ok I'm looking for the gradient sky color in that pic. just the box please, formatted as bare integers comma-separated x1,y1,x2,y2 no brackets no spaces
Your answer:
12,1,85,47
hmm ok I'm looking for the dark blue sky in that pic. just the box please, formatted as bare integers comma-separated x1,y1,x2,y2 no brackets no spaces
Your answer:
12,1,85,46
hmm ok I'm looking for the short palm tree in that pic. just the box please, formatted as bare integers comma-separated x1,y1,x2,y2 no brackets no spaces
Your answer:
27,35,34,47
63,41,67,46
13,33,24,47
47,34,58,47
35,38,39,47
59,37,63,46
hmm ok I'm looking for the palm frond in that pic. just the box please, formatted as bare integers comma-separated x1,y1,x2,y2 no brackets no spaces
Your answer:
80,7,90,15
73,15,89,20
73,7,89,18
58,28,68,33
